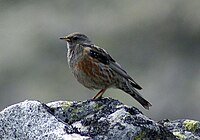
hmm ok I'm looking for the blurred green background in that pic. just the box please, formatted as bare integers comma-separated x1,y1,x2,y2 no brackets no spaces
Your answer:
0,0,200,121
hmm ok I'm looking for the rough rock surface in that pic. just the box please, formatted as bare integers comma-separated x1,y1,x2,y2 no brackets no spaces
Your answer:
159,119,200,140
0,100,89,140
0,98,199,139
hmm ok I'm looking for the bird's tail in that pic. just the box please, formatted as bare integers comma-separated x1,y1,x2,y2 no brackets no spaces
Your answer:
118,81,152,110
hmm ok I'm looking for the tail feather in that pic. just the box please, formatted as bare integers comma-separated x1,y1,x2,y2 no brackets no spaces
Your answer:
128,87,152,110
119,81,152,110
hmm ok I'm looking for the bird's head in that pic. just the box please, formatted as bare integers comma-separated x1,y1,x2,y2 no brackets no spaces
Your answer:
60,32,91,47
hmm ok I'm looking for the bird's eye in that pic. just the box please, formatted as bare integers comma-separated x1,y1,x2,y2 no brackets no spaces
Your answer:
73,36,79,40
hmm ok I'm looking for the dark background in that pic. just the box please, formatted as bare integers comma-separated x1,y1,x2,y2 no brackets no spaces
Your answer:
0,0,200,121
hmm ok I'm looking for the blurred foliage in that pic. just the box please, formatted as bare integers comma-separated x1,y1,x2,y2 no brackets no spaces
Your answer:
0,0,200,120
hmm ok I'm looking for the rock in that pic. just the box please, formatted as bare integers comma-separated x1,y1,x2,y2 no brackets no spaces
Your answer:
0,100,89,140
0,97,198,140
160,119,200,140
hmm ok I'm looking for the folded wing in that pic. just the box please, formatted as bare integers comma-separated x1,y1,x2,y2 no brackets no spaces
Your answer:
86,44,142,90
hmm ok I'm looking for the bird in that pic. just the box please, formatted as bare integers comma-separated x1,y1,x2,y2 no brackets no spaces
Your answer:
60,32,152,109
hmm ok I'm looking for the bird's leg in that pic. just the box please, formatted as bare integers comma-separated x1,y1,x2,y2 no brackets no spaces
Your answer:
92,88,107,100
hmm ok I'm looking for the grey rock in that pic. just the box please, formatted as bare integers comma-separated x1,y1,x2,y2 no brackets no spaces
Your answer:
160,119,200,140
0,100,89,140
1,97,197,140
46,98,176,140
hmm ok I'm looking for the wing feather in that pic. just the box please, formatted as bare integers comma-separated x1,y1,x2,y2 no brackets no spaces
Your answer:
109,61,142,90
84,44,142,90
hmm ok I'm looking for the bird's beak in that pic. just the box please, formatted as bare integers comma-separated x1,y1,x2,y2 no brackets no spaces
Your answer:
59,36,70,41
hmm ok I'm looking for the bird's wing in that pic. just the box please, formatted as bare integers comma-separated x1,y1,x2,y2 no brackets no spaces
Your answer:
84,44,142,90
109,61,142,90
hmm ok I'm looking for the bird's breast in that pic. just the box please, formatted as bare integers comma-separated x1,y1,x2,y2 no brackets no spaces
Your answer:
77,57,100,78
72,56,116,89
